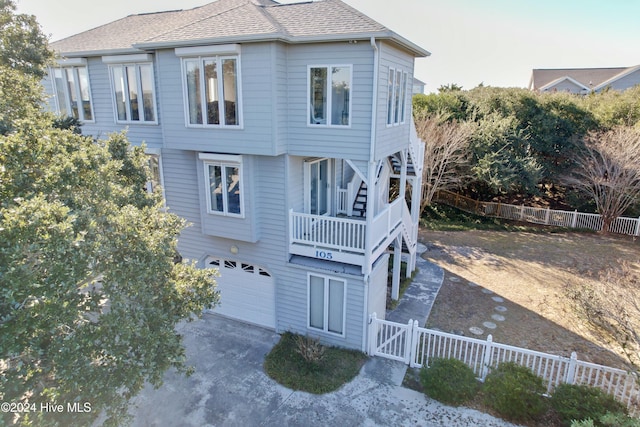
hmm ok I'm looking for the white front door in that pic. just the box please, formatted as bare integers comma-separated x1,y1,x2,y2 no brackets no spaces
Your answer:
305,158,331,215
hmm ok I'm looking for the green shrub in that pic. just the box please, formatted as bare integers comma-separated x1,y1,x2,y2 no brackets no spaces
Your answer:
482,362,548,421
551,383,627,427
598,412,640,427
571,413,640,427
419,358,479,406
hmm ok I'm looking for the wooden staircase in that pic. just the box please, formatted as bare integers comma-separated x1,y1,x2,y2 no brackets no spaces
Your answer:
389,154,416,176
352,181,367,217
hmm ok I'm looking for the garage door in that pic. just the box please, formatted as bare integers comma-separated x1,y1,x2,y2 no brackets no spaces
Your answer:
205,257,275,329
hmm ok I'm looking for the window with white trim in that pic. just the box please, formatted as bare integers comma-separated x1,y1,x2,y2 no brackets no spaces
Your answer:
309,65,352,126
308,274,346,336
51,65,94,122
387,68,408,125
182,56,240,127
199,153,244,217
145,154,163,194
108,63,157,124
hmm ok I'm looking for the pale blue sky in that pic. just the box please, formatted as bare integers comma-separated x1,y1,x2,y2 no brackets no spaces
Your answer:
15,0,640,92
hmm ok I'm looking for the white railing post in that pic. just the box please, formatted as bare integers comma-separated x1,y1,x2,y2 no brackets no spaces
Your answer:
566,351,577,385
368,313,377,356
635,217,640,236
520,204,525,220
405,319,414,365
288,209,294,242
481,334,494,380
545,207,550,225
571,210,578,228
409,320,419,368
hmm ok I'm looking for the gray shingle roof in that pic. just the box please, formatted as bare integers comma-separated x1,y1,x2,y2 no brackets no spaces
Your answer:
529,67,628,91
51,0,429,57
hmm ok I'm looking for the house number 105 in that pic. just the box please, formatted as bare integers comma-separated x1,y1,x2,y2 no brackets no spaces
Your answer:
315,250,333,260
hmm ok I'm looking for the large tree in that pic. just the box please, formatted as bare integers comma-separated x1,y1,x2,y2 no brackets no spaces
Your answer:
565,126,640,232
0,2,219,426
415,113,473,210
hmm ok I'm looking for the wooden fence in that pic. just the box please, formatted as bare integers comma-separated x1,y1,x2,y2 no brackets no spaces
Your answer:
434,190,640,236
369,314,640,416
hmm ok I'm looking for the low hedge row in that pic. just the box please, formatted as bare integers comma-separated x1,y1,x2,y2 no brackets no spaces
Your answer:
419,359,634,425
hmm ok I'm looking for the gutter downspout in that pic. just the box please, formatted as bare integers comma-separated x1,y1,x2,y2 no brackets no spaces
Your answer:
363,37,379,277
362,37,378,353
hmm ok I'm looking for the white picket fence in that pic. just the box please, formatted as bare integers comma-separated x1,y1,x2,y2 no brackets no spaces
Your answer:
435,190,640,236
368,313,640,416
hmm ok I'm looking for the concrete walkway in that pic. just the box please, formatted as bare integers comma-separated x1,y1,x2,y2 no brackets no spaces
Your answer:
129,250,518,427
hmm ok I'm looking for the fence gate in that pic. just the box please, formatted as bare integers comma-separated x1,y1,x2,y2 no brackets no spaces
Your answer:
368,313,414,364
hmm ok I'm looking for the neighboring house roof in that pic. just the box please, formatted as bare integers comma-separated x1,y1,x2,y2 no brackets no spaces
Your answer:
528,66,638,92
51,0,430,57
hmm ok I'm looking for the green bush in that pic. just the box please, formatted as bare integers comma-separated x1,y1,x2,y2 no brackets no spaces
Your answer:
551,383,627,427
571,413,640,427
482,362,548,421
419,358,479,406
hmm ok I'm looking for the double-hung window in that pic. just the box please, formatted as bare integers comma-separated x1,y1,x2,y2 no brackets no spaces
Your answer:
199,153,244,217
309,65,352,126
51,59,94,122
103,54,157,124
176,45,242,128
387,67,408,126
308,274,346,336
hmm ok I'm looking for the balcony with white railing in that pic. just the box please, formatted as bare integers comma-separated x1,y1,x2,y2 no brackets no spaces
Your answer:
289,197,408,266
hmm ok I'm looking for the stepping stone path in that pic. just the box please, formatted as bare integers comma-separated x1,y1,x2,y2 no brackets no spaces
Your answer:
469,326,484,335
465,281,509,337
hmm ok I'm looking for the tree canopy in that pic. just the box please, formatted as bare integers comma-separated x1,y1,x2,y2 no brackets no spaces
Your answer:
413,85,640,213
0,2,219,425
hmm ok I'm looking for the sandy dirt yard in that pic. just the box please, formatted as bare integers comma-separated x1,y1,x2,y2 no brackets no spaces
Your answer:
419,229,640,370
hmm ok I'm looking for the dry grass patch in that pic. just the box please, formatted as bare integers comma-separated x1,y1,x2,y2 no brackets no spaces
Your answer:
420,229,640,369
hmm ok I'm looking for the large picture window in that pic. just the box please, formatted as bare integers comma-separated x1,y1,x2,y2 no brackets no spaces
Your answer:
308,274,346,336
199,153,244,217
309,65,351,126
51,65,94,122
183,56,240,127
387,67,408,126
109,63,157,124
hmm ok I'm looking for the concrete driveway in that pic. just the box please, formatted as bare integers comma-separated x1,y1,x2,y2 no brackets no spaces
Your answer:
130,314,517,427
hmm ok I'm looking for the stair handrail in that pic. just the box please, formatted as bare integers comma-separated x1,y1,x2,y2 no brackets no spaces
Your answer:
400,199,417,251
409,117,425,174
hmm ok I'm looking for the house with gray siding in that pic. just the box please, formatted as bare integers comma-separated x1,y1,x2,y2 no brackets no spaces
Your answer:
529,65,640,94
44,0,429,352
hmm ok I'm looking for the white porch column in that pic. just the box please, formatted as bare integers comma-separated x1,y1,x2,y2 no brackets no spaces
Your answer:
362,161,377,275
391,235,402,300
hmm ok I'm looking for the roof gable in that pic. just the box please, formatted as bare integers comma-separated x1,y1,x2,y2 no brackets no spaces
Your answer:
529,67,629,91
